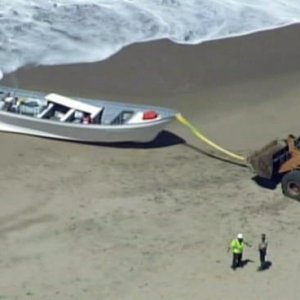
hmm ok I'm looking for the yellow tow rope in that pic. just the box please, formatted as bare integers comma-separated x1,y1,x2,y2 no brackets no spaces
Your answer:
175,113,246,161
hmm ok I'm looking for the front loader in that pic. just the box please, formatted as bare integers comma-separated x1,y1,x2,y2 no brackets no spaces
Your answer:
247,134,300,201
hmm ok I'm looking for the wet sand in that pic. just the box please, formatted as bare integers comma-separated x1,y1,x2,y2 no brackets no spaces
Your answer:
1,24,300,299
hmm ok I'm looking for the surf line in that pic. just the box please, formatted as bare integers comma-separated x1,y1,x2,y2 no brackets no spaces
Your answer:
175,113,246,161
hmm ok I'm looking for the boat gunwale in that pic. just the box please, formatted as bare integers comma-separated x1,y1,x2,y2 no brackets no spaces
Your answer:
0,109,174,129
0,85,176,117
0,86,176,128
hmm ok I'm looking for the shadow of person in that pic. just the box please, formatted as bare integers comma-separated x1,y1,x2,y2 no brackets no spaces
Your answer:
240,259,255,268
257,261,272,272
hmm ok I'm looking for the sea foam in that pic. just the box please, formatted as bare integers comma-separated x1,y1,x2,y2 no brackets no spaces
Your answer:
1,0,300,76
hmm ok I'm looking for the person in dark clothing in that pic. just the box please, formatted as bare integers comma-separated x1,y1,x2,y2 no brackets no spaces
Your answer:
258,233,268,270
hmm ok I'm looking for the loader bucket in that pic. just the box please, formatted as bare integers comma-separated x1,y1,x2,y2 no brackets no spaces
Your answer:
247,139,288,179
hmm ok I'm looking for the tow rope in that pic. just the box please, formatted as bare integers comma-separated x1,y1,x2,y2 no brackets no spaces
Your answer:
175,113,246,162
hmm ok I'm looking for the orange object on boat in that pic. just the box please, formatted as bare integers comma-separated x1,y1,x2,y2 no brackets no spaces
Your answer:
143,110,158,120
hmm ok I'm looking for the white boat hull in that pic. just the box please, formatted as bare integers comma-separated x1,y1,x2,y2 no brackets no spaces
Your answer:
0,111,173,143
0,86,176,143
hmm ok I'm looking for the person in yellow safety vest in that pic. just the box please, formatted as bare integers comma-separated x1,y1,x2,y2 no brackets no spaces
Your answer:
228,233,251,270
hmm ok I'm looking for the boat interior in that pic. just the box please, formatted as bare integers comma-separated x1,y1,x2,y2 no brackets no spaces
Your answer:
0,91,137,125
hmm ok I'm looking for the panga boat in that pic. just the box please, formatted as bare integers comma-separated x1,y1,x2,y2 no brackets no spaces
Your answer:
0,86,176,143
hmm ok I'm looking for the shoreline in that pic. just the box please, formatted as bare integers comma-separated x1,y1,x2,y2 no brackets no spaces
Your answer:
2,24,300,99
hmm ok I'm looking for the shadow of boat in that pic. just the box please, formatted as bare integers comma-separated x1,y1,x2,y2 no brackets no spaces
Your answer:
25,130,184,149
80,130,186,149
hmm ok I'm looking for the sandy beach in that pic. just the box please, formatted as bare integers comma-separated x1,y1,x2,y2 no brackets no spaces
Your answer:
1,24,300,300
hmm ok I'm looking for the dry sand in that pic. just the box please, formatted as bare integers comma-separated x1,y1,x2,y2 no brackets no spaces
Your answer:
1,24,300,299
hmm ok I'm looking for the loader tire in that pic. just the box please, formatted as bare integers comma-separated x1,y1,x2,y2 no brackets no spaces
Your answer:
281,171,300,201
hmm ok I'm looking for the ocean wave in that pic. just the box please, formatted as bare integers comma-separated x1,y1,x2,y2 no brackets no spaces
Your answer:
1,0,300,77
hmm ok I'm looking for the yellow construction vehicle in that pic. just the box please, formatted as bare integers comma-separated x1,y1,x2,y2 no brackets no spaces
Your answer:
248,134,300,201
176,114,300,201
